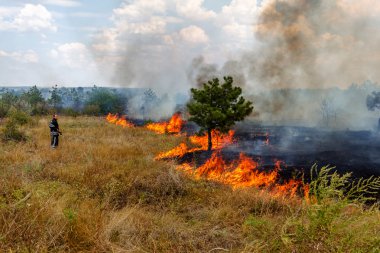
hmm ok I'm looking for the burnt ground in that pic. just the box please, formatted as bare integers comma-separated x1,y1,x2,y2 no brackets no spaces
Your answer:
233,124,380,179
178,122,380,182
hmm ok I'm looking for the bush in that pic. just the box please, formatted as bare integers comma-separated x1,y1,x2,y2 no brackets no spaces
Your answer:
308,164,380,204
85,88,127,115
82,105,100,116
7,108,30,126
0,104,8,118
2,120,26,142
1,108,30,142
279,165,380,252
61,107,79,117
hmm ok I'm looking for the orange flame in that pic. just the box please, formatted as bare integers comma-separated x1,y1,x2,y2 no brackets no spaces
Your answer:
155,130,235,160
194,152,228,179
175,152,306,198
155,143,189,160
189,130,235,150
224,154,278,188
106,113,134,128
146,112,184,134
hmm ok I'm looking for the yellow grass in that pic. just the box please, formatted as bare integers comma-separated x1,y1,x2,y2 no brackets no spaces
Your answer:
0,116,379,252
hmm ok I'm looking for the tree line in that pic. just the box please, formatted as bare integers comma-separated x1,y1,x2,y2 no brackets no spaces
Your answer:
0,85,128,118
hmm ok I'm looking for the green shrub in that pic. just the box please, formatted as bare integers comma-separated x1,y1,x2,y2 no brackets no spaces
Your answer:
61,107,79,117
308,164,380,204
0,103,8,118
280,165,380,252
1,108,30,141
2,120,26,142
7,108,30,126
82,104,100,116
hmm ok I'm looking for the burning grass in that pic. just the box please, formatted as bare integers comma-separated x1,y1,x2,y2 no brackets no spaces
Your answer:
0,116,379,252
145,112,184,134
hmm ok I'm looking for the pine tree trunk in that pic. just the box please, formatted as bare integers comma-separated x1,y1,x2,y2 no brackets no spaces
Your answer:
207,129,212,151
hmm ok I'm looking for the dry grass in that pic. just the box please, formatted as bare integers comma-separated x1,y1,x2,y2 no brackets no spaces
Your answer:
0,116,379,252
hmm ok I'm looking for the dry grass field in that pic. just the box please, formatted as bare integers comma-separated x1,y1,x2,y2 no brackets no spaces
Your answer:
0,116,379,252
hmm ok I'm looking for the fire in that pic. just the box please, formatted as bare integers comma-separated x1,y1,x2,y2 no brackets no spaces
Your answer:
155,143,189,160
224,154,278,188
189,130,235,150
194,152,227,179
176,152,306,197
106,113,134,128
146,112,184,134
155,130,235,160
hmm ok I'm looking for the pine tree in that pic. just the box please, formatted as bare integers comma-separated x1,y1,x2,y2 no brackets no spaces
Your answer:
48,85,62,112
187,76,253,151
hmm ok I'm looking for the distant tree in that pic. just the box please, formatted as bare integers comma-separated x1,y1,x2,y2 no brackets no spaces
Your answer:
85,88,126,115
187,76,253,151
22,85,46,115
366,91,380,130
0,92,19,117
48,85,62,112
366,91,380,111
70,88,82,111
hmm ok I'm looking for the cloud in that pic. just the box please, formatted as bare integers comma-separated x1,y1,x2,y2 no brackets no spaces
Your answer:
175,0,216,20
0,4,56,32
179,25,209,44
51,42,92,68
218,0,261,41
0,49,39,63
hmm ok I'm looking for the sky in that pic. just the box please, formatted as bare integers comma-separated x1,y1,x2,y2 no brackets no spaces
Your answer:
1,0,380,93
0,0,263,88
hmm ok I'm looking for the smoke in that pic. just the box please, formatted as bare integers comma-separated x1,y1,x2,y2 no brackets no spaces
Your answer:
190,0,380,90
187,56,247,88
187,56,218,87
245,0,380,90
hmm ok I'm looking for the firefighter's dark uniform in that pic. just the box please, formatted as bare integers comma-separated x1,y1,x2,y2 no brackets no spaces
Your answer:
50,118,59,148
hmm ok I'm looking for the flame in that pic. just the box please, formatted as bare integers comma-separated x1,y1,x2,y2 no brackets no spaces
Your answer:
194,152,227,179
146,112,184,134
175,152,306,198
224,154,278,188
189,130,235,150
155,143,189,160
155,130,235,160
106,113,134,128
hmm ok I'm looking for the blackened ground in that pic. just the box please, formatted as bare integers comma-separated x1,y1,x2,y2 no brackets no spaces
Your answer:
232,123,380,179
177,122,380,181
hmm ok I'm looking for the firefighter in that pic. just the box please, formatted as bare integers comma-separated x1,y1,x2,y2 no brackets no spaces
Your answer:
49,114,61,148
